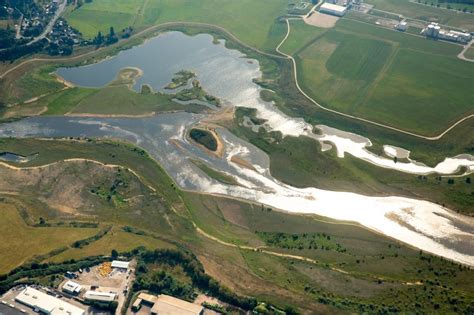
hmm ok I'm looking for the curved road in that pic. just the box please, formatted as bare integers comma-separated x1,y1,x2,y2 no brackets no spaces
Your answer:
1,20,472,140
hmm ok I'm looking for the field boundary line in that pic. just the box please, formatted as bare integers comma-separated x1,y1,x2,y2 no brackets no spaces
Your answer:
276,18,474,141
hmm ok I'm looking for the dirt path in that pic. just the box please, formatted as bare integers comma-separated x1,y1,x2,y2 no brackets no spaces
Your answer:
458,39,474,62
276,18,474,141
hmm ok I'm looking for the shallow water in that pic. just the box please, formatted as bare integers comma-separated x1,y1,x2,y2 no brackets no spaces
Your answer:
2,31,473,265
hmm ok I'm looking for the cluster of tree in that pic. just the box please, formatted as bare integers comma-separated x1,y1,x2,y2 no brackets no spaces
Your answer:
129,248,258,311
74,0,93,9
71,226,111,248
134,269,195,301
437,0,474,4
0,0,41,19
0,27,15,49
0,38,47,61
93,26,118,47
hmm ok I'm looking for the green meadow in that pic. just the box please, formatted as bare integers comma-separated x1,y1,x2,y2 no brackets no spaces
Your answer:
66,0,289,51
293,19,473,135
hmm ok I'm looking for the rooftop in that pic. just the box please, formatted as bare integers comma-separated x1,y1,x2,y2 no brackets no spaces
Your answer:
111,260,130,269
150,295,203,315
320,2,347,12
62,281,82,294
84,291,116,302
15,287,85,315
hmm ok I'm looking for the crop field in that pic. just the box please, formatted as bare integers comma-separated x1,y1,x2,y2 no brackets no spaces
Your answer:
295,19,473,135
0,202,99,274
365,0,474,30
66,0,289,51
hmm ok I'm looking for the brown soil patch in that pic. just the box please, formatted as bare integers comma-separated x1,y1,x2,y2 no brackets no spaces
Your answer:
304,11,339,28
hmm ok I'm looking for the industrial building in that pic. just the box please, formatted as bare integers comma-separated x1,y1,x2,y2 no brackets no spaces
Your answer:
421,23,472,44
83,291,116,304
62,281,82,295
319,2,348,16
395,21,408,32
111,260,130,270
15,287,85,315
132,293,203,315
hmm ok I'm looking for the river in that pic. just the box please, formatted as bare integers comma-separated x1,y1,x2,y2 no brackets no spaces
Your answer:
2,31,473,265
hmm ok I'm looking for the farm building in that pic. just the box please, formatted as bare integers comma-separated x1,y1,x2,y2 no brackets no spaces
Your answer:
62,281,82,295
111,260,130,270
421,23,472,43
319,2,347,16
15,287,85,315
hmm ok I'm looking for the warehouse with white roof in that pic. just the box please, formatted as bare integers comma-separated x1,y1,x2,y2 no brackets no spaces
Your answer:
111,260,130,270
319,2,348,16
15,287,85,315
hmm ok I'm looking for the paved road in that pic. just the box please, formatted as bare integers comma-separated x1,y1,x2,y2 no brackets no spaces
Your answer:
27,0,67,46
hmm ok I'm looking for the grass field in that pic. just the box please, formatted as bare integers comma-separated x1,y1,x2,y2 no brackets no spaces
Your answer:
294,19,473,135
66,0,289,51
365,0,474,30
0,202,99,274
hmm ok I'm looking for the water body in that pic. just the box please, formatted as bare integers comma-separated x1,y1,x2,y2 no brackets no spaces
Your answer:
0,152,37,163
2,31,473,265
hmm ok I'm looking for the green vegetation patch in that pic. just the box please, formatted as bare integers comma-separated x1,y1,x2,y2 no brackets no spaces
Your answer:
67,0,289,51
325,33,392,81
189,128,218,151
0,203,99,274
296,19,473,135
165,70,195,89
257,231,347,253
191,159,240,186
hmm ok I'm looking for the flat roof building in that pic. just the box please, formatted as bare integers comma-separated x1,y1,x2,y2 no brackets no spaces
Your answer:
62,281,82,295
111,260,130,270
15,287,85,315
150,295,203,315
319,2,348,17
84,291,116,303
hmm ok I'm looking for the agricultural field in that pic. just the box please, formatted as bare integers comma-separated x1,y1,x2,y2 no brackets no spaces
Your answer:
365,0,474,30
294,19,473,135
66,0,290,51
0,202,99,274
